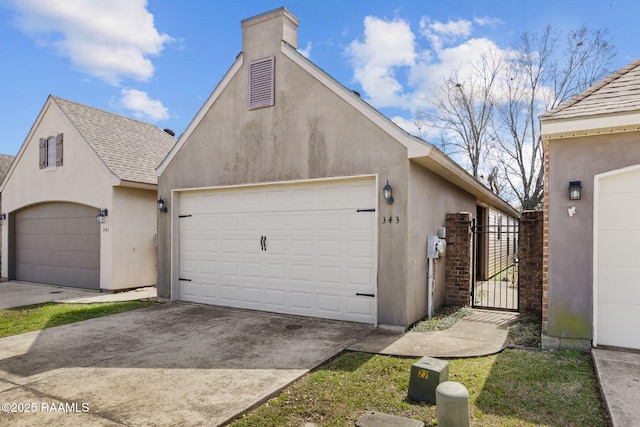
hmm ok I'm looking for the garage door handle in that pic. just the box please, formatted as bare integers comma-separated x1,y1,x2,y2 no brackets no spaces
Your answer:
356,293,375,297
260,236,267,251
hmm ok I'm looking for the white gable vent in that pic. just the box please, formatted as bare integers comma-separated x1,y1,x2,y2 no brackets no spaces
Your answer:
248,56,275,110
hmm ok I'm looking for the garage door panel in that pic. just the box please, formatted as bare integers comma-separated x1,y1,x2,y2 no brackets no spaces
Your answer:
598,303,640,348
598,230,640,266
178,178,377,324
596,167,640,350
15,203,100,289
598,266,640,302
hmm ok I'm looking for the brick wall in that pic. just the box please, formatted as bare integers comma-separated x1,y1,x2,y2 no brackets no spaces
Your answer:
444,212,472,306
519,210,543,314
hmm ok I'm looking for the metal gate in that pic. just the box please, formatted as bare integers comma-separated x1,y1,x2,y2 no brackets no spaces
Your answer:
471,216,519,311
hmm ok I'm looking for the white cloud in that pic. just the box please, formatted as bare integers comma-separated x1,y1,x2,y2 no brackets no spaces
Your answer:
298,41,312,58
346,14,514,114
473,16,503,27
346,16,416,107
9,0,172,85
119,89,169,121
420,17,472,51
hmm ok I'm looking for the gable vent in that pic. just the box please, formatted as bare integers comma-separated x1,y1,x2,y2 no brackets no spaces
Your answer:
249,56,275,110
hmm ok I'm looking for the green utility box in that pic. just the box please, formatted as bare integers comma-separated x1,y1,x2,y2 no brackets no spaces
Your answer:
407,356,449,404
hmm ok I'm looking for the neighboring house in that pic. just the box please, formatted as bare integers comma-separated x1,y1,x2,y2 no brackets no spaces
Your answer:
0,96,176,291
540,58,640,351
156,7,517,327
0,154,15,274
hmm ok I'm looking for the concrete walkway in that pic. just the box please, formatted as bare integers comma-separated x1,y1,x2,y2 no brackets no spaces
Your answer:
592,348,640,427
0,281,156,309
1,281,636,426
351,309,517,358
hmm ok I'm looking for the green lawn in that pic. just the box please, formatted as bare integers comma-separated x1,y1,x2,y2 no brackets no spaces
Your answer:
0,301,155,338
230,349,606,427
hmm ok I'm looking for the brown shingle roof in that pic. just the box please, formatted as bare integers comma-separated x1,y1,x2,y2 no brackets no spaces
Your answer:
0,154,15,183
52,96,176,185
540,58,640,121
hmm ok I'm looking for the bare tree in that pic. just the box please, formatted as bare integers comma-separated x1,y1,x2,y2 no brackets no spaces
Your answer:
492,25,616,210
420,25,615,210
427,50,504,179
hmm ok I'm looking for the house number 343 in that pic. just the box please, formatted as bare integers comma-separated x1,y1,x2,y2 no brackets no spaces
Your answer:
382,216,400,224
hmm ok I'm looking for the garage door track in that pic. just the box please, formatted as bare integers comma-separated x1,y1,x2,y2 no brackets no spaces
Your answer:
0,303,373,426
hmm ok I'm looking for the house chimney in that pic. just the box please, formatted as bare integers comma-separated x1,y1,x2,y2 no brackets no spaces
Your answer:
241,7,299,58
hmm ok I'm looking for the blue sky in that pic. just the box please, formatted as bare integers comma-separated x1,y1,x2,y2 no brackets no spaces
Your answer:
0,0,638,157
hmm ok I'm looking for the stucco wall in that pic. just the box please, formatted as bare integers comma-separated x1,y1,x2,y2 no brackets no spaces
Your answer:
547,131,640,342
0,101,158,292
407,161,476,324
110,187,158,290
0,102,115,282
158,46,411,325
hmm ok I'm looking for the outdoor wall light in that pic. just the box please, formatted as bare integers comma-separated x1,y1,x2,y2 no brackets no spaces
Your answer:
0,213,6,225
96,208,108,224
569,181,582,200
383,180,394,205
157,198,168,213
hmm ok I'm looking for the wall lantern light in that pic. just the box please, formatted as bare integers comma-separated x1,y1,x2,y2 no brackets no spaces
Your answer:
96,208,108,224
0,213,6,225
569,181,582,200
157,198,168,213
383,180,394,205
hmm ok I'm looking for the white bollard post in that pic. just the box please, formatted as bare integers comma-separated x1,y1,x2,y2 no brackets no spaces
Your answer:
436,381,470,427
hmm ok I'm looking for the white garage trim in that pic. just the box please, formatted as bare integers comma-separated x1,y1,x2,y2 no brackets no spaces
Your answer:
593,163,640,349
171,175,378,324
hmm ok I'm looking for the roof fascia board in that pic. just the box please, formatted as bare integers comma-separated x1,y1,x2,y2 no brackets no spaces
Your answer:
0,96,52,192
117,180,156,190
52,97,123,185
156,53,244,175
1,96,119,192
541,111,640,140
281,44,516,216
280,43,431,159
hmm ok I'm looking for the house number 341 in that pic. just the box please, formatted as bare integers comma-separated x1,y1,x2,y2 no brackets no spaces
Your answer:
382,216,400,224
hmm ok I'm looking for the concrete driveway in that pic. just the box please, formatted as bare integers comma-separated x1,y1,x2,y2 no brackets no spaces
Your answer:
0,303,373,426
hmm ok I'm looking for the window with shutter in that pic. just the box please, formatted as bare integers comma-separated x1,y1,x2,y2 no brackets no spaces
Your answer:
55,133,63,166
39,138,47,169
248,56,275,110
39,133,63,169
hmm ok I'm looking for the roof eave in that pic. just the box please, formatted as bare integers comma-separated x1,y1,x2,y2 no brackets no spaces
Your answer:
282,42,518,217
541,110,640,140
156,53,244,176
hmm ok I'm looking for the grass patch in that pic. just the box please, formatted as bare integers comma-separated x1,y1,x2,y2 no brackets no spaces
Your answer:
507,313,542,348
230,349,606,427
0,301,155,338
408,305,473,332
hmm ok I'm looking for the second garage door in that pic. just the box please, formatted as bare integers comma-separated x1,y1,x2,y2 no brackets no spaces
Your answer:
14,202,100,289
177,178,377,323
595,165,640,350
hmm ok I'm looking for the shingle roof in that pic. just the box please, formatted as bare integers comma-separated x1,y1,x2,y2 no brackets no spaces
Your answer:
52,96,176,185
0,154,15,183
540,58,640,120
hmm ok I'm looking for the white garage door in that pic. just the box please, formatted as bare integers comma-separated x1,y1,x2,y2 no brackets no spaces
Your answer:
177,178,377,323
595,165,640,350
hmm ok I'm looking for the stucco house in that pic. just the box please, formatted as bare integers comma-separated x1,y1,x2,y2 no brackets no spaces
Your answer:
540,58,640,351
0,96,176,291
156,7,517,327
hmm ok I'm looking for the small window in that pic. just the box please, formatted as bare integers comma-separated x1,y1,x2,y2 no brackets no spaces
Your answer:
39,133,63,169
248,56,275,110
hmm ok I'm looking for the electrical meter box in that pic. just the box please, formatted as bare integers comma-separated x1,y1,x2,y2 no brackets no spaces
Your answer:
407,356,449,404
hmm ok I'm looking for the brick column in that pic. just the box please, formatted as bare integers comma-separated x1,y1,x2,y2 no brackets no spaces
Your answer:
444,212,473,306
518,210,543,314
